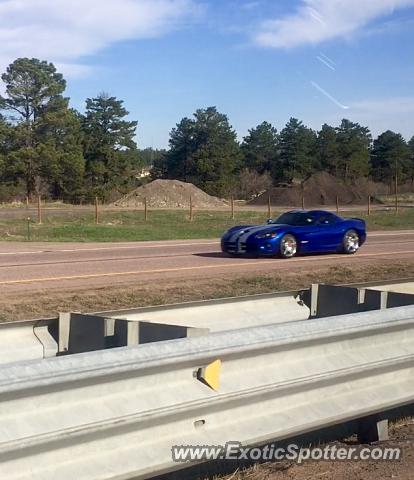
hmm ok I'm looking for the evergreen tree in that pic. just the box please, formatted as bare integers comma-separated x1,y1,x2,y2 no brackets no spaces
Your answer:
241,121,279,175
408,136,414,182
0,115,11,175
165,117,196,181
82,93,138,199
0,58,84,200
164,107,242,196
336,119,371,180
371,130,411,183
317,124,338,175
278,118,317,181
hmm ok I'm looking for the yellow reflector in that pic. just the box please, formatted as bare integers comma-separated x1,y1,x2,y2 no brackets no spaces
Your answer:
197,359,221,391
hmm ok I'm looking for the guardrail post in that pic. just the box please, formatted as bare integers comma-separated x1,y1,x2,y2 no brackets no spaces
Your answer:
231,196,235,220
267,194,271,219
367,195,371,216
358,416,389,443
336,195,339,213
301,195,305,210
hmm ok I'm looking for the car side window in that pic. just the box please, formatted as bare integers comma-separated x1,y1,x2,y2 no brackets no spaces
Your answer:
298,214,316,225
317,214,336,225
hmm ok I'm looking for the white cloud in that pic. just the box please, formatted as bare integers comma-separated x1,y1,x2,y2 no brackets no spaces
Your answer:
254,0,414,48
0,0,200,78
241,1,262,10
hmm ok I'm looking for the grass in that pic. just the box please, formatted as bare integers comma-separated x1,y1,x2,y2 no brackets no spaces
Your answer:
2,261,414,322
0,209,273,242
0,207,413,243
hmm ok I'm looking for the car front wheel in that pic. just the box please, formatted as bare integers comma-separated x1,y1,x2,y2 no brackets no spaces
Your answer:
342,229,359,254
279,234,297,258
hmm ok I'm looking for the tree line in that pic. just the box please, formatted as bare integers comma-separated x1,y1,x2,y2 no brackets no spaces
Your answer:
154,108,414,198
0,58,156,203
0,58,413,203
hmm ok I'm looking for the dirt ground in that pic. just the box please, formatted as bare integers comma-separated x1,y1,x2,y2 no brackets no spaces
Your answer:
221,420,414,480
250,172,392,207
1,261,414,322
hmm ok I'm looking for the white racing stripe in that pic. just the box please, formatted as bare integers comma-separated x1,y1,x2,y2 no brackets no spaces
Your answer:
238,226,269,244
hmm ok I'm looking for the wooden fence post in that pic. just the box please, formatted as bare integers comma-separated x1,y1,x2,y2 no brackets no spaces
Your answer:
37,195,42,225
144,197,148,221
301,195,305,211
95,196,99,225
27,217,31,241
231,196,235,220
267,194,271,219
336,195,339,214
367,195,371,216
189,195,194,222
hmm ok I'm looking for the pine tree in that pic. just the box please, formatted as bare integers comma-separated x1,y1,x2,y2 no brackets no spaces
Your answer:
278,118,317,182
336,119,371,180
241,121,279,175
317,124,338,175
0,58,84,200
82,93,138,199
164,107,242,196
371,130,411,183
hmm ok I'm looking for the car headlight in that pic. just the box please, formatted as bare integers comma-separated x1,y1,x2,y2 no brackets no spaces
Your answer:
256,232,277,239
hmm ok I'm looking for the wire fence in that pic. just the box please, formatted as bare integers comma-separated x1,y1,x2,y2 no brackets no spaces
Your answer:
9,193,403,225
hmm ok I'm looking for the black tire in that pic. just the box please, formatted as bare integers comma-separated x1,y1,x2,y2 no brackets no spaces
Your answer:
279,234,297,259
342,229,359,254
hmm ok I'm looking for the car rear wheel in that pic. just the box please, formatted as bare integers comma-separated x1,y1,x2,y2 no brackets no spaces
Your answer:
342,229,359,254
279,234,297,258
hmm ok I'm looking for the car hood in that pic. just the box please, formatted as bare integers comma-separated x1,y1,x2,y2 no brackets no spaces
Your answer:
224,224,287,237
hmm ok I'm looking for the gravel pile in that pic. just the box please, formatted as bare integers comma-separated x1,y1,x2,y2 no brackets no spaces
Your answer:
113,179,228,208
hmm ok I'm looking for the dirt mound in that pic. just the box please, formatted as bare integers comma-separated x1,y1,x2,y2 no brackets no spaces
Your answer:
249,172,391,207
113,179,228,208
349,177,389,202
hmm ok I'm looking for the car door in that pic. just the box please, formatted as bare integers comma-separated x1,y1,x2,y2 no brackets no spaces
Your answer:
312,214,343,251
293,213,323,253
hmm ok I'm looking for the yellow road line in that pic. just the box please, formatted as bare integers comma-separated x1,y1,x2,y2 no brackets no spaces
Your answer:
0,241,219,256
1,250,414,286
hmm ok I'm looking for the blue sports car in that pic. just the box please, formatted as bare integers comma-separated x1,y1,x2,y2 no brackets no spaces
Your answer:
221,210,366,258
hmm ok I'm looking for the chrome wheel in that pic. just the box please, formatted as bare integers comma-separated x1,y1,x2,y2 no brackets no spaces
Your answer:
343,230,359,254
280,234,297,258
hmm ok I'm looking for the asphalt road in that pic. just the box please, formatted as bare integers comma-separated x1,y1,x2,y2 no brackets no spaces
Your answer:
1,231,414,294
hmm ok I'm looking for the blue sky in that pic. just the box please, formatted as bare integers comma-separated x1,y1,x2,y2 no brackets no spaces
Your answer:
1,0,414,147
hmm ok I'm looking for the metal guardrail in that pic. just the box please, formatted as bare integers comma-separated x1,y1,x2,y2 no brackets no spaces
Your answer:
2,279,414,365
1,304,414,479
0,289,310,364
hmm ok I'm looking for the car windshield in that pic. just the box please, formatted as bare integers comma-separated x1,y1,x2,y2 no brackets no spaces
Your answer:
273,212,316,226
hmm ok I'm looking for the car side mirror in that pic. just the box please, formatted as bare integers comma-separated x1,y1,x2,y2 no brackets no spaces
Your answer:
266,219,273,224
